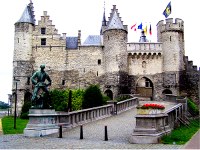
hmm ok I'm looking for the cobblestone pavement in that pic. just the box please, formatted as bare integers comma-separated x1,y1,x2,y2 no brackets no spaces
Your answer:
0,102,184,149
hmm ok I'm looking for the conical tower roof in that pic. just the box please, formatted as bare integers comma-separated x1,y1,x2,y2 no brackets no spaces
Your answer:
107,5,124,30
16,0,35,25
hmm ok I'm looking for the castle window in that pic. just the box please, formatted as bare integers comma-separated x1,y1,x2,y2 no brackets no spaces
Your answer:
170,36,172,41
41,28,46,34
98,59,101,65
17,38,19,43
97,71,98,76
108,35,109,40
83,68,85,72
41,38,46,45
142,61,146,68
62,80,65,85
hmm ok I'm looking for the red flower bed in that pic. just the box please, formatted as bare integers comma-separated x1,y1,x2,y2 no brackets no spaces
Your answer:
140,103,165,110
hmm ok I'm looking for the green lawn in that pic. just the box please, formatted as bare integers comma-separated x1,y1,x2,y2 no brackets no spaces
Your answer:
2,116,28,134
161,119,200,144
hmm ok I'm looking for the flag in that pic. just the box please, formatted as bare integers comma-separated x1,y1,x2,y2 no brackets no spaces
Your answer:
163,1,171,18
138,23,143,29
131,23,137,31
149,24,152,35
144,25,147,35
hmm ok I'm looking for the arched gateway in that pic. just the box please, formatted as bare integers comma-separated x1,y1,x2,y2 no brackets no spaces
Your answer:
104,89,113,100
136,77,153,99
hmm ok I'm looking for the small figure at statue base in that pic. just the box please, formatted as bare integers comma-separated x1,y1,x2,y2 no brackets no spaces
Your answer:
31,64,52,109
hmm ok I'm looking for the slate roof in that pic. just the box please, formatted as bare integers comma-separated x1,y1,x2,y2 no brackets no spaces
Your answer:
107,11,124,30
66,37,78,49
83,35,102,45
16,5,35,24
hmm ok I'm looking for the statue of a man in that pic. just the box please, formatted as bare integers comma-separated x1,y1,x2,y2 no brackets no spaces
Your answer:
31,64,52,108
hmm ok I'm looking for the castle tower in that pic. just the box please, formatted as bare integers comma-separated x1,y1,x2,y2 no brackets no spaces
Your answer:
157,18,185,95
157,18,185,72
102,5,128,97
12,1,35,114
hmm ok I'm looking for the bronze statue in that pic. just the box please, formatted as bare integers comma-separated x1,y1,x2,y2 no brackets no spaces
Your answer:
31,64,52,108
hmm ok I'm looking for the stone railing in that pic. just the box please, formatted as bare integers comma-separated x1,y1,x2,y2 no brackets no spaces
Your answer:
57,97,138,128
56,104,113,129
127,42,162,53
24,98,139,137
116,98,138,114
165,103,183,129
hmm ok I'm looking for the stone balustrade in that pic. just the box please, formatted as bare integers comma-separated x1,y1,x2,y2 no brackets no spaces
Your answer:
57,97,138,128
116,98,138,114
165,103,183,129
127,42,162,53
56,104,113,128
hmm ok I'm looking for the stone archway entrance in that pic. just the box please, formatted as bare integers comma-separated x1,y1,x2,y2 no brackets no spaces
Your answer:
136,77,153,99
104,89,113,100
162,89,172,95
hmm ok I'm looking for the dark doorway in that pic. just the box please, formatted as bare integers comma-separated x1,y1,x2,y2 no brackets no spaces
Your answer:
136,77,153,99
162,89,172,95
104,90,113,100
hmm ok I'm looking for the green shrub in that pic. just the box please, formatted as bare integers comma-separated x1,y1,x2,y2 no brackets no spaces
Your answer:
82,85,103,109
71,89,84,111
102,94,110,104
187,98,199,116
115,95,132,102
50,89,68,111
20,100,31,119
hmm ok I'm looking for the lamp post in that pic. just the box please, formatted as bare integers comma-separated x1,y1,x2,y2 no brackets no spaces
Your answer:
13,78,20,129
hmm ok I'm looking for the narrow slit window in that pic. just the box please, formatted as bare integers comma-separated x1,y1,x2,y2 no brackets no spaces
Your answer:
98,59,101,65
62,80,65,85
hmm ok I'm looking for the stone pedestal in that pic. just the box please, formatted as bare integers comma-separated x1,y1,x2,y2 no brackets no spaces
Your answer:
129,114,171,144
24,109,58,137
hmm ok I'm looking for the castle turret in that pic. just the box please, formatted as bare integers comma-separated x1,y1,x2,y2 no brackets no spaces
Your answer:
157,18,185,96
139,30,148,42
157,18,185,72
102,5,128,97
12,0,35,114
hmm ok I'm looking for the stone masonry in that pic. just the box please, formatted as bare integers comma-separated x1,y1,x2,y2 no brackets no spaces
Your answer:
11,1,199,113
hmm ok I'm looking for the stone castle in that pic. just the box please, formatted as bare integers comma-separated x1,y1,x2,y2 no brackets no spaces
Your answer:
12,1,199,113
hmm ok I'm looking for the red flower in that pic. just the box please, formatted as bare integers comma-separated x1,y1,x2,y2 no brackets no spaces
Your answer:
140,103,165,109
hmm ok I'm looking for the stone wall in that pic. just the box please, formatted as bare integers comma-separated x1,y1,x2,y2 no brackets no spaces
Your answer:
128,53,163,75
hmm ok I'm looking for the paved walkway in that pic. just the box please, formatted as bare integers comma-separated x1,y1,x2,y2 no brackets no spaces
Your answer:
182,129,200,149
0,101,185,149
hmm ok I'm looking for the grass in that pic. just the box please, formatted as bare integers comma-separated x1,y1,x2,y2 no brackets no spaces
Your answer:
161,119,200,144
2,116,28,134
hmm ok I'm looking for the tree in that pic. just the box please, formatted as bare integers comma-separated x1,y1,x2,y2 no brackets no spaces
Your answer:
0,101,9,109
82,85,103,109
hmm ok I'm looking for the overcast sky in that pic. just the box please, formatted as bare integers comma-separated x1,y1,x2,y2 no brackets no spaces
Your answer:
0,0,199,103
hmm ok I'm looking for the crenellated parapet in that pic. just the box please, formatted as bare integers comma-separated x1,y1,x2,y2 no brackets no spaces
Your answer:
127,42,162,53
184,56,199,72
157,18,184,33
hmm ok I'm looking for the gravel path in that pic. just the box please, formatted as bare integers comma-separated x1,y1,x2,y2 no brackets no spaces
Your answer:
0,102,184,149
